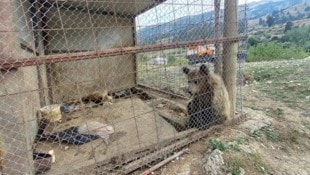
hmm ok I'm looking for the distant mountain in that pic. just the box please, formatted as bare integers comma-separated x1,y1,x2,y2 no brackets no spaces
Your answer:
251,1,310,28
136,11,216,45
247,0,307,19
136,0,309,45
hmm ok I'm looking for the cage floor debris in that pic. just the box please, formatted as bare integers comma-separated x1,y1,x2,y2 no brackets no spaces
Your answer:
34,97,181,174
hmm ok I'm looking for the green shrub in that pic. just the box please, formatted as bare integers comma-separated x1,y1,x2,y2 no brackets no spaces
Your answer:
247,42,308,62
167,53,176,65
208,138,227,151
264,125,278,142
251,130,261,140
248,37,259,46
282,26,310,51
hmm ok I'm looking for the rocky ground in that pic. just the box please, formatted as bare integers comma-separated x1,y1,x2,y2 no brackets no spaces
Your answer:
147,85,310,175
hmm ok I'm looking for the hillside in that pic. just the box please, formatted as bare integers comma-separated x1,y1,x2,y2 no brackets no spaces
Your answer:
136,0,309,45
247,0,308,19
249,1,310,29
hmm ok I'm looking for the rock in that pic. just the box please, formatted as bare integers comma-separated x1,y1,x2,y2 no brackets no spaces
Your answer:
241,108,274,133
39,104,62,122
177,170,190,175
239,145,256,154
201,149,225,175
107,95,113,102
239,167,245,175
157,104,164,108
48,150,56,163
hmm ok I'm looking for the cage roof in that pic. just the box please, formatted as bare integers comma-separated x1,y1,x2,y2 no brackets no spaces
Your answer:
51,0,166,17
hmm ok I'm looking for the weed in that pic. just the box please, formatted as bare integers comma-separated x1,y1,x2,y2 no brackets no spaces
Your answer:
235,137,247,145
208,138,227,151
251,152,271,174
265,108,284,118
223,155,245,175
225,152,271,174
264,125,278,142
222,166,242,175
289,131,299,144
251,130,261,140
280,129,299,144
229,142,241,151
229,137,247,151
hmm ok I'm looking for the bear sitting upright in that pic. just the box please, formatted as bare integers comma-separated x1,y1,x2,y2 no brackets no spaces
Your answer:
183,64,231,130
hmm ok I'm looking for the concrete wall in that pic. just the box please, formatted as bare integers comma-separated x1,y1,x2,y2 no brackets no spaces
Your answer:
0,3,137,173
0,0,40,174
46,9,136,102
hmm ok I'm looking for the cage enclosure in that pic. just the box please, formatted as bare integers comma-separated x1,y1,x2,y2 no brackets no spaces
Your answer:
0,0,247,174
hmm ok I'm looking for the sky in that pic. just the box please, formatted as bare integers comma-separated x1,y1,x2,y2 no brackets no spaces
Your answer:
240,0,262,4
136,0,263,27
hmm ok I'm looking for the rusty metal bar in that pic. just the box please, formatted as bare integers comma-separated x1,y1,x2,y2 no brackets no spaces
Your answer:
123,125,222,174
0,36,247,69
140,148,189,175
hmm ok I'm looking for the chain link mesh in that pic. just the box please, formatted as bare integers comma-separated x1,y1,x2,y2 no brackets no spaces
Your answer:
0,0,247,174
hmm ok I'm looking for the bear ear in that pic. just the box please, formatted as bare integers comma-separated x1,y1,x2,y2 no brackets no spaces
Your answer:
182,67,190,75
199,64,209,75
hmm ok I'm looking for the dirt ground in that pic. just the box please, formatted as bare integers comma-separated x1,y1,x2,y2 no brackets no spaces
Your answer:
33,84,310,175
35,97,181,174
145,86,310,175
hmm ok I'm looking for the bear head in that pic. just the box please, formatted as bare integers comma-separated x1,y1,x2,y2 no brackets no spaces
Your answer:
182,64,212,96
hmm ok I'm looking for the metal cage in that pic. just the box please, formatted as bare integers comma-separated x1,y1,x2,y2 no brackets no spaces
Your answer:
0,0,247,174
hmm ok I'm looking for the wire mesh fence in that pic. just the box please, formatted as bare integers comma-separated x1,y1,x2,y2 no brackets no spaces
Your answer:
0,0,247,174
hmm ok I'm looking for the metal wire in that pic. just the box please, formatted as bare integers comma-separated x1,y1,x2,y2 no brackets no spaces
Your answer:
0,0,247,174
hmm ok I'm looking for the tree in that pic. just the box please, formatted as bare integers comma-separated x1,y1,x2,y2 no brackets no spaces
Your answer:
266,15,274,27
258,18,265,26
284,21,293,32
248,37,259,46
283,26,310,52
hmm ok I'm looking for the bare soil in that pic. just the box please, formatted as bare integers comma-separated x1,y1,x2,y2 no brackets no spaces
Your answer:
35,97,179,174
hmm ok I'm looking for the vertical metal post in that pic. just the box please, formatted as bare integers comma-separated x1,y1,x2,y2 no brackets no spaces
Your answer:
214,0,222,75
223,0,238,118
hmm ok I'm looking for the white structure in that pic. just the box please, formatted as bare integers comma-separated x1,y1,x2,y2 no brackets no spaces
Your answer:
148,56,168,65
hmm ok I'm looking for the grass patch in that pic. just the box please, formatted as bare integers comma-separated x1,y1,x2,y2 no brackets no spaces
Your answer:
247,42,308,62
251,130,262,140
223,152,271,175
264,125,279,142
223,155,245,175
252,125,300,144
265,108,284,119
251,152,271,174
287,130,299,144
244,58,310,110
278,127,300,144
208,138,228,151
229,137,248,151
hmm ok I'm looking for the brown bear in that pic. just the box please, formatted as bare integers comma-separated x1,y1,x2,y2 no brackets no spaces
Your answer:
183,64,231,130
